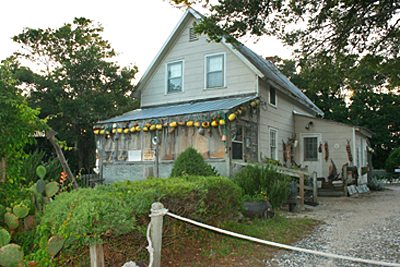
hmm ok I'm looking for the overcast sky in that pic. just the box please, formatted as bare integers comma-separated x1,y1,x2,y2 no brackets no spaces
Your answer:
0,0,293,80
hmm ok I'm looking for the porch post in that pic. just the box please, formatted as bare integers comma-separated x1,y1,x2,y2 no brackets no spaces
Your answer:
313,172,318,203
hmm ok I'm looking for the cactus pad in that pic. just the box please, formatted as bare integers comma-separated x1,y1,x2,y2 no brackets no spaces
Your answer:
45,181,60,198
36,165,46,180
13,204,30,219
4,212,19,230
0,228,11,247
36,179,46,194
0,243,24,267
46,234,64,256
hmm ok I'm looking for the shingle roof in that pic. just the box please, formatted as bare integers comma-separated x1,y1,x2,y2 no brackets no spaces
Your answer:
98,96,257,124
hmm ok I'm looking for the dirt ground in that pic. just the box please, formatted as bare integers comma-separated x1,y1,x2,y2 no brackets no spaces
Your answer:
271,183,400,266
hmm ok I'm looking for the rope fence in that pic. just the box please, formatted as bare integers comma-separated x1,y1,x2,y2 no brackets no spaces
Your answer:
146,202,400,267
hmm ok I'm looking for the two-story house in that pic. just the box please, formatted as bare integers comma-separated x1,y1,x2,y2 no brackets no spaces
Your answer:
94,8,373,185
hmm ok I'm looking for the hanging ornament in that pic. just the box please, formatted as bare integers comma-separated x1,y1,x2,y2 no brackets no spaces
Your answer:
156,124,163,130
194,121,201,128
178,121,185,126
202,121,210,128
123,128,129,134
211,120,218,127
324,142,329,162
222,134,226,141
130,126,136,133
228,113,236,121
163,122,169,127
170,121,177,128
145,123,151,128
143,126,149,132
150,124,156,131
135,126,141,132
219,119,225,125
117,128,123,134
198,127,205,135
187,121,194,127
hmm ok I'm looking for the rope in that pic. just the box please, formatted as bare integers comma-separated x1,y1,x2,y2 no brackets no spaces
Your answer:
166,212,400,267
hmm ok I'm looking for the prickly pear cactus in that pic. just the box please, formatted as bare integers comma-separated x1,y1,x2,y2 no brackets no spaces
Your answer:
4,212,19,230
36,165,46,180
46,234,65,257
36,179,46,194
0,243,24,267
45,181,60,198
0,228,11,247
13,204,29,219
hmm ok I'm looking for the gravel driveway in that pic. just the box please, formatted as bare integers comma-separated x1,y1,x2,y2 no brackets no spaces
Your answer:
264,184,400,267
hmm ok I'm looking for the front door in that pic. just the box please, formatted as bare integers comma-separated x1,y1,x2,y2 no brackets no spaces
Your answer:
300,133,322,177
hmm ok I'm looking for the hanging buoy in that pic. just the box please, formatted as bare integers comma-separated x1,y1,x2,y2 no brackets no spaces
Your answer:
150,124,156,131
130,127,136,133
170,121,177,128
117,128,123,134
228,113,236,121
178,121,185,126
123,128,129,134
219,119,225,125
143,126,149,132
94,129,99,135
112,128,117,134
202,121,210,128
145,123,151,128
211,120,218,127
135,126,141,132
156,124,163,130
222,134,226,141
195,122,201,128
187,121,194,127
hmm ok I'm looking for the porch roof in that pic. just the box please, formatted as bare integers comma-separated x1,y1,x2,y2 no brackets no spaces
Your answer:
98,96,257,124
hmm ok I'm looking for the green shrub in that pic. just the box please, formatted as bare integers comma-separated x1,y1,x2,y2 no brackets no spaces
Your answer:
170,147,216,177
36,175,242,250
385,147,400,173
20,150,62,185
233,164,291,209
368,178,386,191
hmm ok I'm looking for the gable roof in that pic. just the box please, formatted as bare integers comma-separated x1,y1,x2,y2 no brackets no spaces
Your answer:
134,7,323,116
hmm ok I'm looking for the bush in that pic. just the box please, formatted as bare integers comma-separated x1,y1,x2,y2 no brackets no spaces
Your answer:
20,150,62,185
385,147,400,173
233,164,291,209
36,175,242,249
170,147,216,177
368,178,386,191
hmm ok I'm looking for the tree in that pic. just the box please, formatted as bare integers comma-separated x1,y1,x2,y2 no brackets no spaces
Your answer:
0,59,45,182
172,0,400,59
13,18,139,173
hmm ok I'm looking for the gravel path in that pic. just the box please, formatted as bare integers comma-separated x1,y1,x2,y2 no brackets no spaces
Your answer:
264,184,400,267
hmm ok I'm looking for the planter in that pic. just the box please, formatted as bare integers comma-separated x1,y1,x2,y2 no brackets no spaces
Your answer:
242,201,273,219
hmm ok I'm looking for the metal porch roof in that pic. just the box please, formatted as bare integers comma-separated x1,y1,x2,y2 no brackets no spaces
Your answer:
98,96,257,124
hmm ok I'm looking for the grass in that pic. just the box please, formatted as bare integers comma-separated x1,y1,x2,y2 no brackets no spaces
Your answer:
161,212,321,267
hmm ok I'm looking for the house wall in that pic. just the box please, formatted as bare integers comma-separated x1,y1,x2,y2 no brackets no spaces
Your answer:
102,159,228,184
258,79,315,165
140,17,258,108
294,115,369,184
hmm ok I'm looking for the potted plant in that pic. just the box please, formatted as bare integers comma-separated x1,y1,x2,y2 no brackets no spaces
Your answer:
241,191,273,219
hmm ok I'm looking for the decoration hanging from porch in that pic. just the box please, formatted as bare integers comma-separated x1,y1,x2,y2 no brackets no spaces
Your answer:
187,121,194,127
324,141,329,161
228,113,236,121
346,139,353,163
318,143,323,153
282,140,287,162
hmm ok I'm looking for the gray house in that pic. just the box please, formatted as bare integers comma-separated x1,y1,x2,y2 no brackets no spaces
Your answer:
94,8,373,185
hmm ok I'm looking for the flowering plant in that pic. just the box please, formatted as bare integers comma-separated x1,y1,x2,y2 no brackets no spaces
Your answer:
59,172,67,192
242,190,268,202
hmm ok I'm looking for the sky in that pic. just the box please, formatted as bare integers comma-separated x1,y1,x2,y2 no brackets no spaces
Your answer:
0,0,293,81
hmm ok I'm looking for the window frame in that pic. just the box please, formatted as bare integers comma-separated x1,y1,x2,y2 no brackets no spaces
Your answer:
165,60,184,94
303,137,318,161
269,86,277,107
204,53,226,89
269,128,278,160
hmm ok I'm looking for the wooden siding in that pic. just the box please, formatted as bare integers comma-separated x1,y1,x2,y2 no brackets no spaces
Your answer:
140,17,257,107
258,79,314,165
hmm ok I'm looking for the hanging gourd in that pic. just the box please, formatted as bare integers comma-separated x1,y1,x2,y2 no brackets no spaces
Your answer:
194,122,201,128
156,124,163,130
150,124,156,131
211,120,218,127
228,113,236,121
187,121,194,127
202,121,210,128
170,121,177,128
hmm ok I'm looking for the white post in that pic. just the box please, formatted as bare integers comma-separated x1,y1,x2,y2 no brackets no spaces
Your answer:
90,244,105,267
313,172,318,203
150,202,167,267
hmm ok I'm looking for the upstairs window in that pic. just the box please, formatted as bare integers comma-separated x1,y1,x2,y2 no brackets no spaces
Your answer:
166,60,183,94
270,86,276,106
205,53,225,88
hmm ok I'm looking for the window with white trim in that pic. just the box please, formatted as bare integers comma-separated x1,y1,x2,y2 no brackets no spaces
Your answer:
270,129,277,160
205,53,225,88
166,61,183,93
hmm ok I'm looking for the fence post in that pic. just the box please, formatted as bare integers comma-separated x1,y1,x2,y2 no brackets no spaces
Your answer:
299,173,305,206
313,172,318,203
150,202,167,267
90,243,105,267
